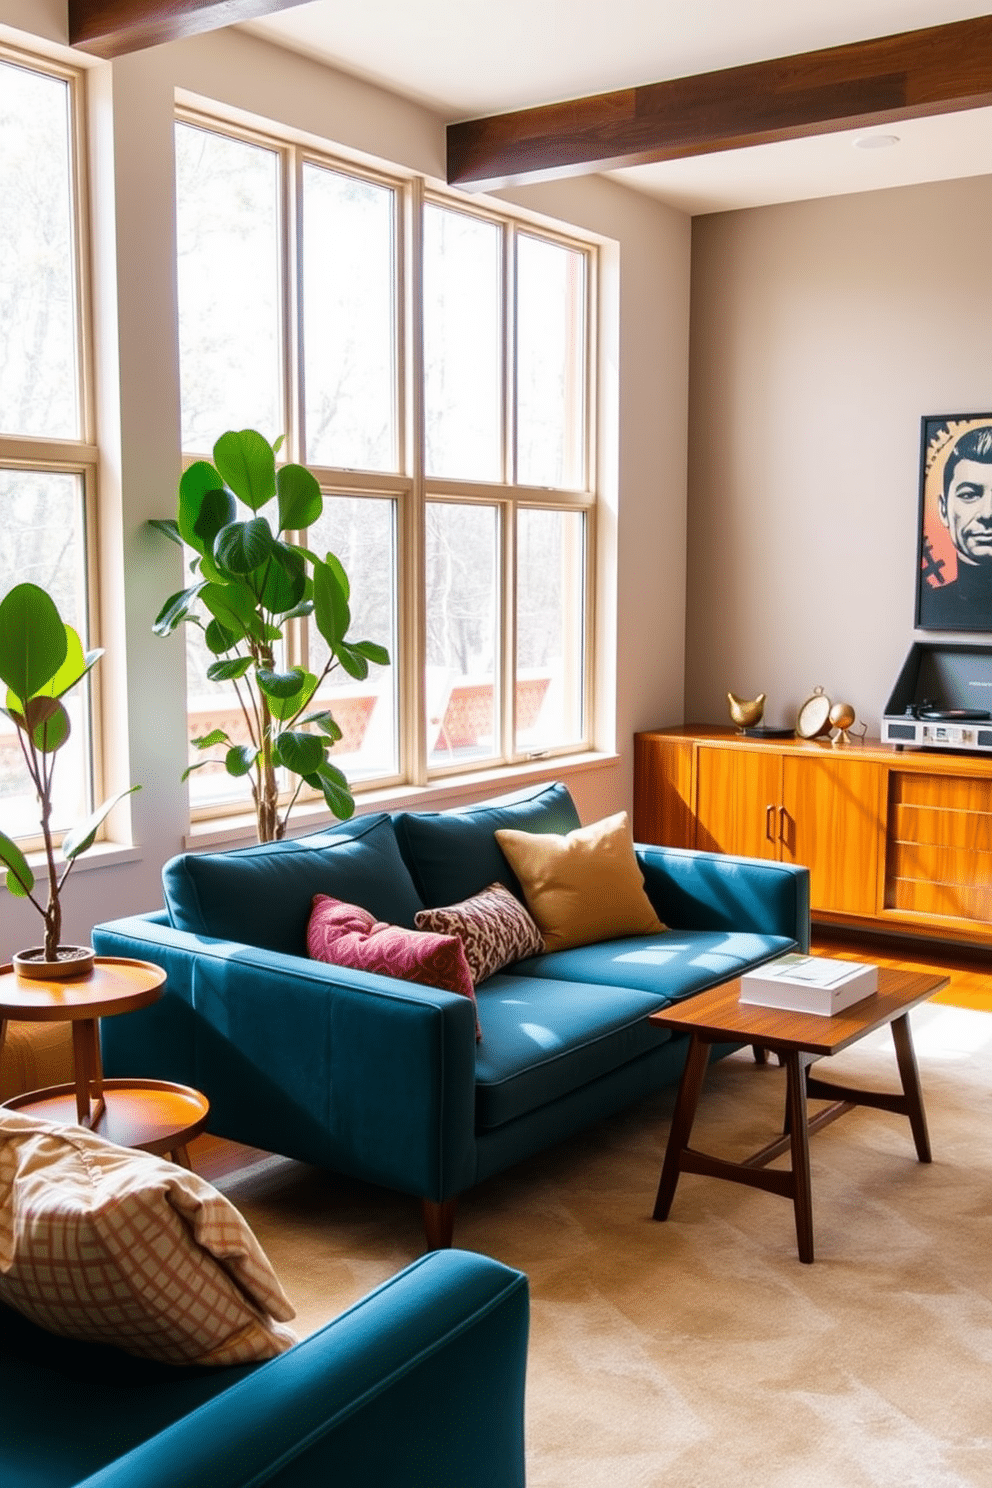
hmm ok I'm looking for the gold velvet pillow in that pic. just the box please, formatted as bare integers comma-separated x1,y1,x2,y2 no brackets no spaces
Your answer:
495,811,664,953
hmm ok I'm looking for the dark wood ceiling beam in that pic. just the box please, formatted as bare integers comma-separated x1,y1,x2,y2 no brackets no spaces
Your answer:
447,16,992,190
69,0,311,59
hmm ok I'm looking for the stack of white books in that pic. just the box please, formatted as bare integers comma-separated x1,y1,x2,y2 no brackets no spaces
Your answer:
739,953,878,1016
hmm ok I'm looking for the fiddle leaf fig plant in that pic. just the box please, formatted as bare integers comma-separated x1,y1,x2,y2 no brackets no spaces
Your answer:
151,429,389,843
0,583,138,963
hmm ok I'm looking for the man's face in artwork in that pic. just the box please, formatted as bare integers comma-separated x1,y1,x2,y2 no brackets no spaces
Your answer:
940,454,992,568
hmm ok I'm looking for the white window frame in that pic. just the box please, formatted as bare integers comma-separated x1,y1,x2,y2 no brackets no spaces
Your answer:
0,45,103,850
175,109,597,825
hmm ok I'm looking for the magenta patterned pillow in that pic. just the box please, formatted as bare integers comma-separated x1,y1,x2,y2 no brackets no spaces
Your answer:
415,882,544,985
307,895,480,1038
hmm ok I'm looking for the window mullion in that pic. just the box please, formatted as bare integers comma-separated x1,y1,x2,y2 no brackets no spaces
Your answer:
286,144,303,468
501,224,516,763
405,176,428,786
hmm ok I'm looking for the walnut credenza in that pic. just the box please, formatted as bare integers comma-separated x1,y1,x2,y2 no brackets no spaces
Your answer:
634,726,992,949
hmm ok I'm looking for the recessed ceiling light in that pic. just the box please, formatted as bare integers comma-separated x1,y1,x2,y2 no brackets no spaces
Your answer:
854,134,900,150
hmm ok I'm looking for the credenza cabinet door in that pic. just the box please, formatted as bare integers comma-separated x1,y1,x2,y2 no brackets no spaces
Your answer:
781,755,884,916
695,744,782,860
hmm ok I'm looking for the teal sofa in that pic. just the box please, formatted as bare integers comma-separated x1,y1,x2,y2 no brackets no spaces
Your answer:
1,1249,528,1488
93,782,810,1246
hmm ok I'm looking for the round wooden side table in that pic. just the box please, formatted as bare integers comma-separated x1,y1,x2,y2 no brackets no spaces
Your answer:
0,956,209,1167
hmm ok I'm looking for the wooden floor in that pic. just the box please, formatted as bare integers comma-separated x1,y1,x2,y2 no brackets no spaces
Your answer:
189,928,992,1183
811,926,992,1011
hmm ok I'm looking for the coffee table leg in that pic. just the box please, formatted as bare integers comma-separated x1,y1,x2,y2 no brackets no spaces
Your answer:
891,1013,931,1162
653,1034,711,1221
784,1051,815,1264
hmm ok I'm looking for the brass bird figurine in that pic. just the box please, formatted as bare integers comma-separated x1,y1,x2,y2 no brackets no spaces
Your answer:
727,691,766,730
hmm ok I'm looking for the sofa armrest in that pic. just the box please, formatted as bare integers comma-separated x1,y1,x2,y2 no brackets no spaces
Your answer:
636,844,810,951
93,915,480,1201
76,1250,528,1488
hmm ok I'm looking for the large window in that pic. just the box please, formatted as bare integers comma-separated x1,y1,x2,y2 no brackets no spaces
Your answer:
0,51,97,845
175,114,594,819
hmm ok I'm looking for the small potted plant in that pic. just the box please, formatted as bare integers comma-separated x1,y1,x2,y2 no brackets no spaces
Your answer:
151,428,388,843
0,583,137,980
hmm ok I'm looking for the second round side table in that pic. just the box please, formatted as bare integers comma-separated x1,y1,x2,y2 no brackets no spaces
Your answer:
0,956,209,1167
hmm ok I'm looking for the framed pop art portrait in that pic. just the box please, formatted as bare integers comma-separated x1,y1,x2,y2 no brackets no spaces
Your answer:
916,413,992,632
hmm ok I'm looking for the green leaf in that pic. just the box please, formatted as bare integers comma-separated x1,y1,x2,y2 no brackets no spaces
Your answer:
191,728,230,749
193,486,237,553
335,642,370,681
0,584,68,701
225,744,257,776
39,627,101,701
177,462,224,551
200,582,258,641
312,558,350,651
32,699,70,753
23,695,61,731
213,430,276,512
324,550,350,602
204,618,237,655
0,829,34,896
352,639,390,667
61,786,139,861
153,582,206,637
257,541,306,614
314,761,354,820
214,517,276,577
207,657,253,682
181,759,218,781
272,434,285,456
274,729,325,775
276,464,322,533
279,599,314,623
301,709,343,741
257,666,306,699
148,517,183,546
269,670,317,721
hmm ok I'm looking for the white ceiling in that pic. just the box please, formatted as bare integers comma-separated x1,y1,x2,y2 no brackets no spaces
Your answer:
243,0,992,214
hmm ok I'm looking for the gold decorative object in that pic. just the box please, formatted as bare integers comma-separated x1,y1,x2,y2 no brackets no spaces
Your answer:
796,686,833,740
829,701,857,745
727,691,766,731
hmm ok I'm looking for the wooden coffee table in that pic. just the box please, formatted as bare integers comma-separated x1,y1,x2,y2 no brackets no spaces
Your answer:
648,966,948,1263
0,957,209,1167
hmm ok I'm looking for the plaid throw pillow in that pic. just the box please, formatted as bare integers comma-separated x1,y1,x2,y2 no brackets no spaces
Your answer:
0,1109,297,1366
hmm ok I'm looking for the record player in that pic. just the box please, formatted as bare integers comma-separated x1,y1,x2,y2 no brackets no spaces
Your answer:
882,642,992,752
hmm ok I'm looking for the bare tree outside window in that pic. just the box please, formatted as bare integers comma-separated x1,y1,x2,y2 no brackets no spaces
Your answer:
0,61,78,440
516,235,586,490
175,124,281,453
426,503,497,764
302,166,397,473
423,205,501,482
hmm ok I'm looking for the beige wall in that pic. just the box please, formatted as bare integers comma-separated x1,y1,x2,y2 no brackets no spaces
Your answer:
0,10,690,950
686,176,992,735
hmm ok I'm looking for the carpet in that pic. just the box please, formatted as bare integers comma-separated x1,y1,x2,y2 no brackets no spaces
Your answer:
217,1002,992,1487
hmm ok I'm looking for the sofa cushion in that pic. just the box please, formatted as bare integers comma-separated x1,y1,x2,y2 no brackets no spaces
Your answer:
394,781,581,907
495,811,663,952
0,1109,297,1366
308,893,480,1038
162,814,425,952
472,974,674,1130
415,882,544,985
511,930,796,1003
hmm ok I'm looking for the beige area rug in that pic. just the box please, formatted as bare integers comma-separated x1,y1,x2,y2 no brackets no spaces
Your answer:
216,1003,992,1488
